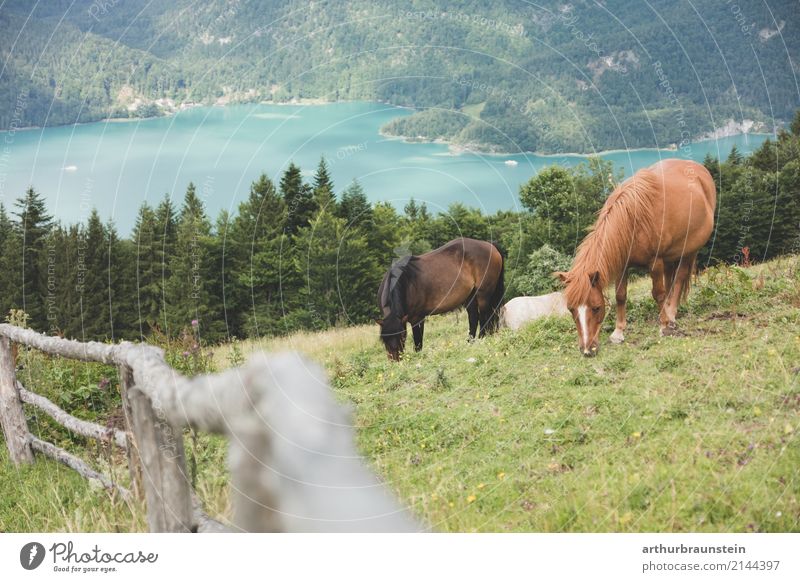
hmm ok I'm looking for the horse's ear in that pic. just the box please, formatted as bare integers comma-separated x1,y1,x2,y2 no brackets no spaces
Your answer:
401,315,409,324
589,271,600,287
375,318,383,326
554,271,568,284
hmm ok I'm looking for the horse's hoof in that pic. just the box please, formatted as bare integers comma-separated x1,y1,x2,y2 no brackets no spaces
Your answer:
660,324,684,337
609,330,625,344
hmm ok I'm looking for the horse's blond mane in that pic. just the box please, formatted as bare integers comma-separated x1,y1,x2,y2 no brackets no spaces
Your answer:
563,169,660,306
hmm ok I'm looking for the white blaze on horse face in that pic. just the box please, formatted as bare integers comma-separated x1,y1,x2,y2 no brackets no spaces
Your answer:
577,305,589,348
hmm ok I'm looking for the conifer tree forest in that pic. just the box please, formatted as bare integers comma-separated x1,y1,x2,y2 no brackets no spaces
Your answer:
1,115,799,344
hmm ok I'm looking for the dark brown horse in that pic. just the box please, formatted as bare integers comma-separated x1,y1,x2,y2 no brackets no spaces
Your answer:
377,238,505,361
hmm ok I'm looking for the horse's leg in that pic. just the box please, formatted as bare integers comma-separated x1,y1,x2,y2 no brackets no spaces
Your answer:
477,293,490,338
610,270,628,344
466,301,479,341
412,319,425,351
650,259,668,329
661,257,692,336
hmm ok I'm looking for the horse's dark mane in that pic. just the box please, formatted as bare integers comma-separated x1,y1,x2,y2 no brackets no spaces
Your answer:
385,255,419,319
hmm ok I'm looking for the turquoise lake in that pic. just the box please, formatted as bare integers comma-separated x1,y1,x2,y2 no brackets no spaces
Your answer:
0,101,769,234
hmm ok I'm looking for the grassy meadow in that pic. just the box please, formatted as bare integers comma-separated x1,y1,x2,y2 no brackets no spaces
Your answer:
2,257,799,532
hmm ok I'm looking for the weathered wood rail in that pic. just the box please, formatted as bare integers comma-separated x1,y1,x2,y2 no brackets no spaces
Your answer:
0,324,419,532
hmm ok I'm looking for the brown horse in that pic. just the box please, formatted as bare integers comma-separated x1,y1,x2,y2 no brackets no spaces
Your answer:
556,158,716,356
377,238,505,361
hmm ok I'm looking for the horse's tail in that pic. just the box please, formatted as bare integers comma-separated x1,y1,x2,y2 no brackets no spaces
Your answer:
680,254,697,303
485,244,505,333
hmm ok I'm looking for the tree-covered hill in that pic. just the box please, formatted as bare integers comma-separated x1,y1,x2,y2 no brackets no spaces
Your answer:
1,0,798,152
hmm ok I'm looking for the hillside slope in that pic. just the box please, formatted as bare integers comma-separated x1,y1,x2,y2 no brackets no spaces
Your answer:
2,256,798,532
219,256,800,532
1,0,798,151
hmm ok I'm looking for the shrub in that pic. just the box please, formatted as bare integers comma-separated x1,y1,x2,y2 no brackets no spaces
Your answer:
509,244,572,297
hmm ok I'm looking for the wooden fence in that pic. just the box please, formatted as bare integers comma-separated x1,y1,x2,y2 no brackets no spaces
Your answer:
0,324,419,532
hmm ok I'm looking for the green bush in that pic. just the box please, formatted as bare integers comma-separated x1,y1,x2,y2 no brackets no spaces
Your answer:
509,244,572,297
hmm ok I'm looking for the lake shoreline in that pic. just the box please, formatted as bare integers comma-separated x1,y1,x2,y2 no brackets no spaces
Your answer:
3,100,773,159
378,126,774,159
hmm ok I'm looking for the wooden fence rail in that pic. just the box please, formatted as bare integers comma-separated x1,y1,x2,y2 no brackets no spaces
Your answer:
0,324,419,533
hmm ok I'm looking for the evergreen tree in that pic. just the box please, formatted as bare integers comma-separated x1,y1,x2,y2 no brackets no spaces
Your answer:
78,209,110,339
312,157,336,210
153,194,178,332
280,163,316,234
0,204,22,317
791,110,800,137
106,219,135,339
293,209,379,329
165,183,224,340
131,203,160,337
402,198,434,254
226,174,287,336
13,187,53,329
50,224,82,337
727,145,744,166
337,179,372,228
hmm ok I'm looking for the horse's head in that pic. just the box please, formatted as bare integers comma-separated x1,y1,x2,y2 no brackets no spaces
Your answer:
376,314,408,361
557,270,605,357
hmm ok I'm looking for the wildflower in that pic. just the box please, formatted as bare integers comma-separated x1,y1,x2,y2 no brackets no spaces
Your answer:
467,494,477,503
191,319,199,328
97,377,110,390
497,472,506,480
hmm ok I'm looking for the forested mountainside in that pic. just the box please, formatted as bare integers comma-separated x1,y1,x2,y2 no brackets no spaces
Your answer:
1,0,797,152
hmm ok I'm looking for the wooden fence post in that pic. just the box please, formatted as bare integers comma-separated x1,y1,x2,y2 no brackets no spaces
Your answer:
117,364,143,500
0,336,34,465
120,364,194,532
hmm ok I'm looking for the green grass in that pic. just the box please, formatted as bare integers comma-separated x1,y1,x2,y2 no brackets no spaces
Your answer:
3,257,800,531
0,445,145,532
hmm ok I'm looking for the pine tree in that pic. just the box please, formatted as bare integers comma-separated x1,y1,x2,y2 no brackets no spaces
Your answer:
293,209,379,329
78,209,110,340
727,145,744,166
280,162,317,234
106,219,135,339
337,179,372,228
0,204,22,317
13,187,53,330
153,194,178,332
312,157,336,210
49,224,82,337
131,203,159,336
791,110,800,137
228,174,288,337
165,183,223,340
